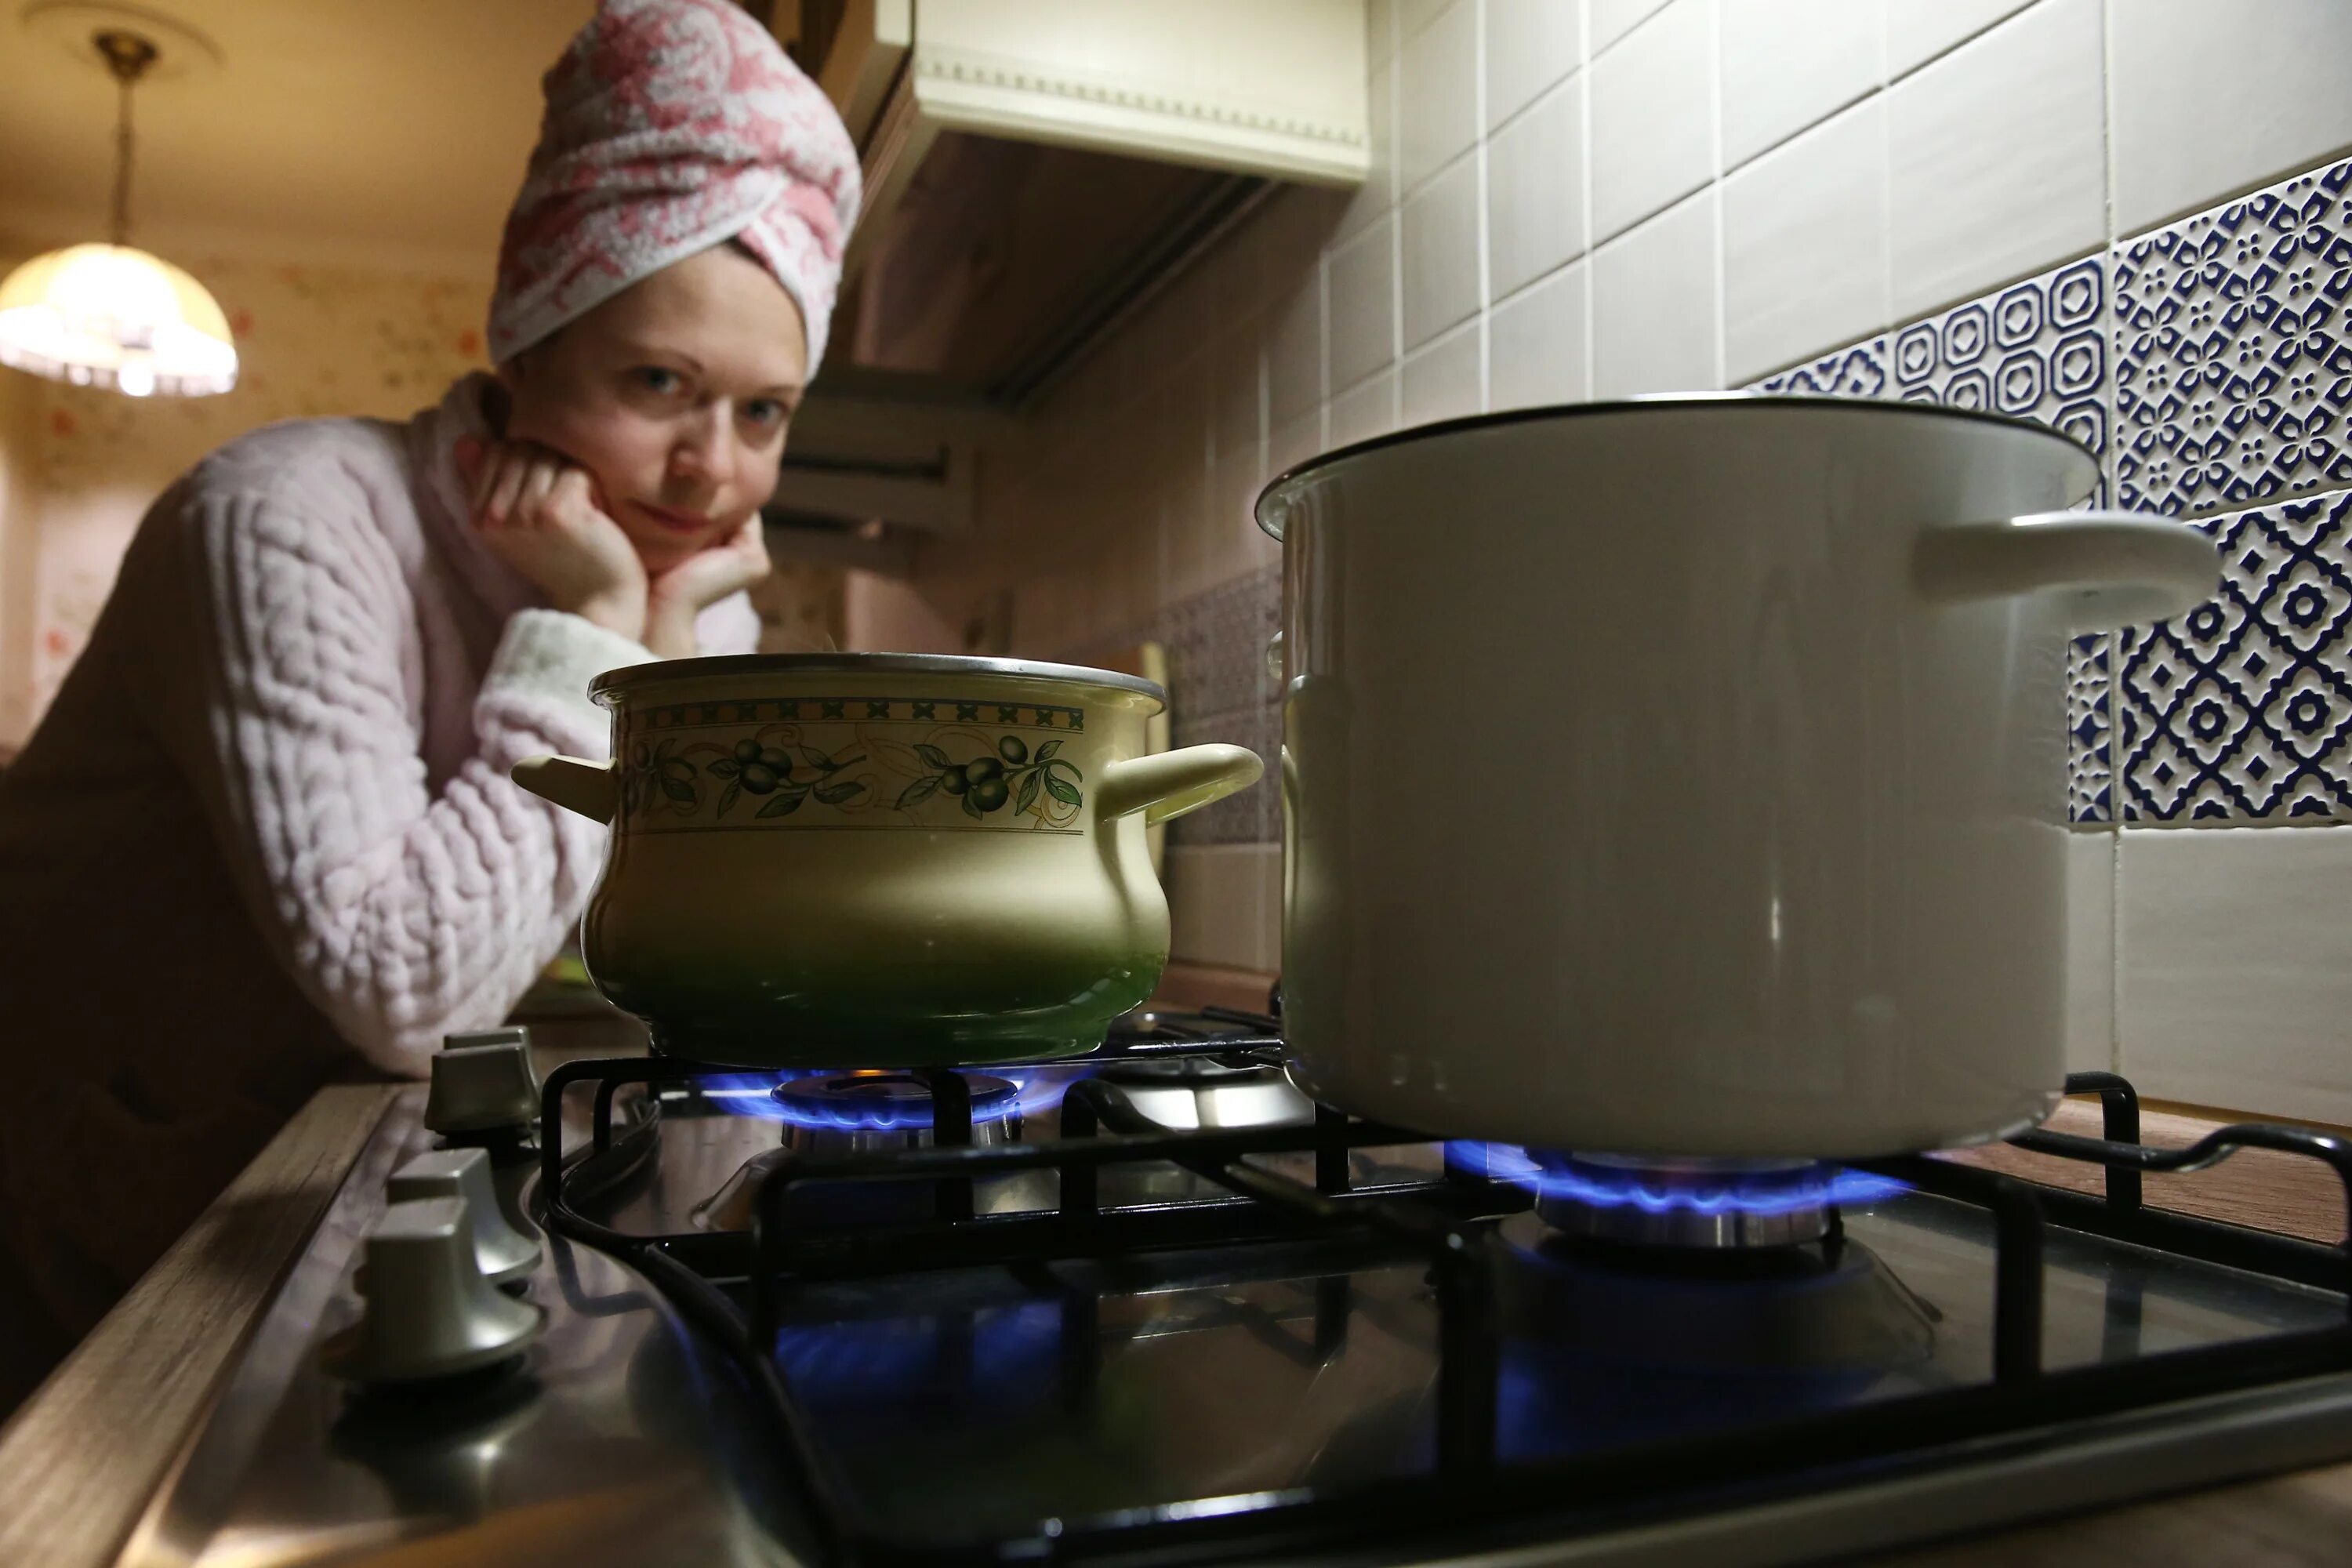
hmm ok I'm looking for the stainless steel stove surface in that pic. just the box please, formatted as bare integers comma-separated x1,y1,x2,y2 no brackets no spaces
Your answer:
118,1022,2352,1568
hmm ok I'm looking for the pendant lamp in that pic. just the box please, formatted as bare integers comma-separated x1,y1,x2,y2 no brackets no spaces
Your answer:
0,29,238,398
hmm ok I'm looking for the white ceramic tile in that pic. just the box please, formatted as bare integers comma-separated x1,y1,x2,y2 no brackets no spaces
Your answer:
2118,825,2352,1125
2066,829,2116,1076
1487,75,1586,301
1722,98,1890,385
1330,368,1399,447
1399,0,1479,194
1592,0,1675,55
1402,153,1482,350
1593,187,1719,396
1266,267,1324,428
1338,59,1397,244
1269,408,1323,482
1210,327,1263,464
1590,0,1718,244
1327,213,1397,393
1886,0,2106,321
1368,0,1397,67
1255,841,1285,971
1881,0,2032,82
1401,320,1483,425
1400,0,1453,40
2111,0,2352,237
1485,0,1583,132
1490,258,1588,410
1719,0,1883,170
1166,845,1269,970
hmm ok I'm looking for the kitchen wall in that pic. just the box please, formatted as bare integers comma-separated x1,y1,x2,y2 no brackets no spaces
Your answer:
847,0,2352,1122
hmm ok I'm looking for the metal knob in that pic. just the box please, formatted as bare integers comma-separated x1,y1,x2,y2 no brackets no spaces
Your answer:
424,1031,539,1135
322,1197,545,1385
387,1148,541,1287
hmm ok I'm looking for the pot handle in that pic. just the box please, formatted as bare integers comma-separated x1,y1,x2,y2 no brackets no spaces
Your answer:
1097,744,1265,827
1915,510,2218,630
512,755,618,825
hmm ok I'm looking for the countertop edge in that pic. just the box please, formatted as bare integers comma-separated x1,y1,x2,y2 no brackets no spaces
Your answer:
0,1081,404,1568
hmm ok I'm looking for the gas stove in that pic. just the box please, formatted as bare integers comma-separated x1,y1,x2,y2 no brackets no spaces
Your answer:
119,1011,2352,1567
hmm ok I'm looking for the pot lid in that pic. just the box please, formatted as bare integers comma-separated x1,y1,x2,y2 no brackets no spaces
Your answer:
1252,390,2103,539
588,652,1167,707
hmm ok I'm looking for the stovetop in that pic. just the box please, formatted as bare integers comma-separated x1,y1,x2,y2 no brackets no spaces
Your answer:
119,1014,2352,1568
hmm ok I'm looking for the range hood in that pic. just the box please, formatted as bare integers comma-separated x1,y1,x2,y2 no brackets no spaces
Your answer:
779,0,1367,413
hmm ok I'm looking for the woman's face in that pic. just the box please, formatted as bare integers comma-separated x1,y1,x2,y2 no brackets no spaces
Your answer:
499,242,808,575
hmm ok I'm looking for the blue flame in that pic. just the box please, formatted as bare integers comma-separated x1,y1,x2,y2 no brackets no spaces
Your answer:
693,1068,1083,1131
1446,1142,1907,1217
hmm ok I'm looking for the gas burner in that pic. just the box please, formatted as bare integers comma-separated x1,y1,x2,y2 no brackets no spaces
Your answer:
1093,1053,1312,1130
770,1071,1024,1157
1451,1145,1907,1250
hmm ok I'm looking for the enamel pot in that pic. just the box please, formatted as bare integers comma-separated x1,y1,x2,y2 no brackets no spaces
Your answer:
1256,396,2219,1159
513,654,1261,1067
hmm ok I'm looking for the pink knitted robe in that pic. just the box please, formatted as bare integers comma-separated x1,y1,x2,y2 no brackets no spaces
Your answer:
0,372,754,1356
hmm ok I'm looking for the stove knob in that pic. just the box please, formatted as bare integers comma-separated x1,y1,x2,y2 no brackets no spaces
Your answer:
321,1197,545,1385
387,1147,541,1287
424,1031,539,1135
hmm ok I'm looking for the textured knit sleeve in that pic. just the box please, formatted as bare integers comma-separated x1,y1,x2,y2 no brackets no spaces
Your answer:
187,485,649,1077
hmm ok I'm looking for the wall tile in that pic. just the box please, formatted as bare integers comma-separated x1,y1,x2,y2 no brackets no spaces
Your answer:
1591,0,1674,56
1338,58,1398,245
2112,158,2352,517
2067,829,2117,1076
1266,266,1324,428
1487,75,1586,303
1163,547,1283,724
1589,0,1716,245
1269,409,1323,483
1330,368,1399,447
1889,254,2110,472
1722,100,1891,386
1886,0,2105,322
1171,701,1283,846
1881,0,2031,82
2111,0,2352,238
1402,321,1484,426
2069,633,2114,824
1593,188,1719,397
1328,213,1398,394
1210,326,1264,465
1402,154,1483,350
1720,0,1883,171
1749,336,1888,397
1167,844,1270,967
1399,0,1479,194
1400,0,1453,41
1490,259,1588,411
2117,824,2352,1125
1484,0,1583,133
1368,0,1397,67
2115,488,2352,823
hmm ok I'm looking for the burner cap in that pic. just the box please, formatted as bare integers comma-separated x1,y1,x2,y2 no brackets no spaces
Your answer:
769,1071,1018,1131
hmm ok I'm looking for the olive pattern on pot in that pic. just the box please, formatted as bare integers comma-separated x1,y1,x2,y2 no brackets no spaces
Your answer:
619,706,1088,833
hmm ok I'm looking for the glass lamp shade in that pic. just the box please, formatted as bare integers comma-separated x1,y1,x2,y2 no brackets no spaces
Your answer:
0,242,238,397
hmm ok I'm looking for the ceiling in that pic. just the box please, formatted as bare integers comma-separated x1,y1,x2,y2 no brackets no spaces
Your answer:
0,0,596,272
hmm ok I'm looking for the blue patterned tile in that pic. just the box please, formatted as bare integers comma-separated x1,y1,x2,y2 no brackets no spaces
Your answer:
2117,488,2352,822
1892,253,2111,489
2068,633,2112,821
1751,339,1889,397
2114,158,2352,517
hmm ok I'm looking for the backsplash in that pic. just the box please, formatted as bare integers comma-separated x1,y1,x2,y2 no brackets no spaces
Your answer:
846,0,2352,1120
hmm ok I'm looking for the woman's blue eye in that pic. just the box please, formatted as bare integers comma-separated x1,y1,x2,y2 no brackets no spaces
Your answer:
742,398,786,426
633,367,683,394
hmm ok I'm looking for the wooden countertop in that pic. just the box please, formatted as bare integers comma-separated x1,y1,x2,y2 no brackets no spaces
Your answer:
3,1065,2347,1566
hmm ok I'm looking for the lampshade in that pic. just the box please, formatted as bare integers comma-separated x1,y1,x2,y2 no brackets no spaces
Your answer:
0,242,239,398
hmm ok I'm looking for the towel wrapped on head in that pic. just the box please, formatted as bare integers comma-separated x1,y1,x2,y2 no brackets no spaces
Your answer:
488,0,860,370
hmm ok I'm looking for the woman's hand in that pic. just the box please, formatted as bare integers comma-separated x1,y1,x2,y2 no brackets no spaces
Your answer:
455,436,648,644
643,517,773,659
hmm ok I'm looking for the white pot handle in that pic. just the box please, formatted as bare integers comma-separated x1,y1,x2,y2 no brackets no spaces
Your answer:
1915,510,2219,630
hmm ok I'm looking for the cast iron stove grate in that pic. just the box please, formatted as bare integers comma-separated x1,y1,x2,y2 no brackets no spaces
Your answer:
537,1034,2352,1568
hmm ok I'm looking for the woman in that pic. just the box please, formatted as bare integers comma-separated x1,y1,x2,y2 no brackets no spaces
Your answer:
0,0,858,1407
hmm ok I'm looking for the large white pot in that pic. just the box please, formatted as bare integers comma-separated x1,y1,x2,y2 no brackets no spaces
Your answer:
1256,397,2218,1160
